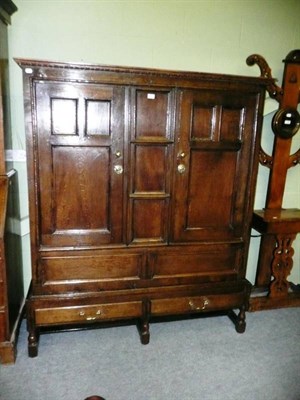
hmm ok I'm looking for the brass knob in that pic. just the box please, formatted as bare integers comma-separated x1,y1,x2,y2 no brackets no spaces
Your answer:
115,151,122,158
189,298,209,311
114,165,123,174
177,164,186,174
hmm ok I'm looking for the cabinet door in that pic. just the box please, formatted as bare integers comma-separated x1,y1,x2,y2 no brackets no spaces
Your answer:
172,89,259,242
35,82,125,247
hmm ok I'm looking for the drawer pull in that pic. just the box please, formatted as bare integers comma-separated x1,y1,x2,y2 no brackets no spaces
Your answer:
79,309,102,320
189,298,209,311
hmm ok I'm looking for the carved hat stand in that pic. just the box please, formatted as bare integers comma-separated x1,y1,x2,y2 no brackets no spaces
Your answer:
247,50,300,310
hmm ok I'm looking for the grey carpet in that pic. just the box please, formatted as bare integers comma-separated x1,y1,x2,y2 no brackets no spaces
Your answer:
1,308,300,400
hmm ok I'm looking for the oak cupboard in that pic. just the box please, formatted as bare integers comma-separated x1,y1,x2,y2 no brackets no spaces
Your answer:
16,59,270,357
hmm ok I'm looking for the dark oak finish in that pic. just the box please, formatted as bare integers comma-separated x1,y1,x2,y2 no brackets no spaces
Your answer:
16,58,269,357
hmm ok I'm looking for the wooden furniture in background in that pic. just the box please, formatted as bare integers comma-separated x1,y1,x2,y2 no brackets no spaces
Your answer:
0,0,17,174
247,51,300,310
17,58,270,357
0,0,24,365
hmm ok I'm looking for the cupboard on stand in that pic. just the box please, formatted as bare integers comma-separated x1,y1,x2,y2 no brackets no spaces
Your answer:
16,59,270,357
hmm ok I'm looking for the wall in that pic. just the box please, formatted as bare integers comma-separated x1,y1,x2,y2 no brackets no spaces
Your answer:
7,0,300,292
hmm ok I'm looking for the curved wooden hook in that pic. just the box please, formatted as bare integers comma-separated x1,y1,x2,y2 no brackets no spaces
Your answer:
289,148,300,168
246,54,283,102
259,146,273,169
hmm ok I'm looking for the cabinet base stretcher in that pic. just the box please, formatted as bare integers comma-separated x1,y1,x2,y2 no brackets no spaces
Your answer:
26,281,251,357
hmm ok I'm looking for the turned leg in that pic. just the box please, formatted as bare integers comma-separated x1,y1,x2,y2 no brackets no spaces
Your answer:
228,307,247,333
235,307,246,333
28,330,39,358
139,320,150,345
26,300,39,357
138,299,150,345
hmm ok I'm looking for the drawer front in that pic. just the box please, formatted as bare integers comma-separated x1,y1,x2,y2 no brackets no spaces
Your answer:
35,301,143,326
151,292,245,316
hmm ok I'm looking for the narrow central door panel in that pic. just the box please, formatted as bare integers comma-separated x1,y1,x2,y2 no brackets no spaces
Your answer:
128,88,175,245
35,82,125,247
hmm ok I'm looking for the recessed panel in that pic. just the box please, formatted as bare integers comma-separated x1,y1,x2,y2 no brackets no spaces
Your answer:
51,98,78,135
86,100,111,136
220,107,244,142
42,253,143,282
134,146,166,192
53,146,110,231
187,151,237,229
135,90,169,138
132,199,166,242
152,245,240,278
191,105,215,140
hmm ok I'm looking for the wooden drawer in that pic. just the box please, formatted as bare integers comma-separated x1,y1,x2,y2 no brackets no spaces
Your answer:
151,292,245,316
35,301,143,326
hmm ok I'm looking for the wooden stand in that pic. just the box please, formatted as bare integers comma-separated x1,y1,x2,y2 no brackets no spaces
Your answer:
247,51,300,311
251,209,300,310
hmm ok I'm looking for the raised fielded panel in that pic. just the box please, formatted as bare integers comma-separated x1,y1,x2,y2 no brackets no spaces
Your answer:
172,89,259,242
35,82,125,247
